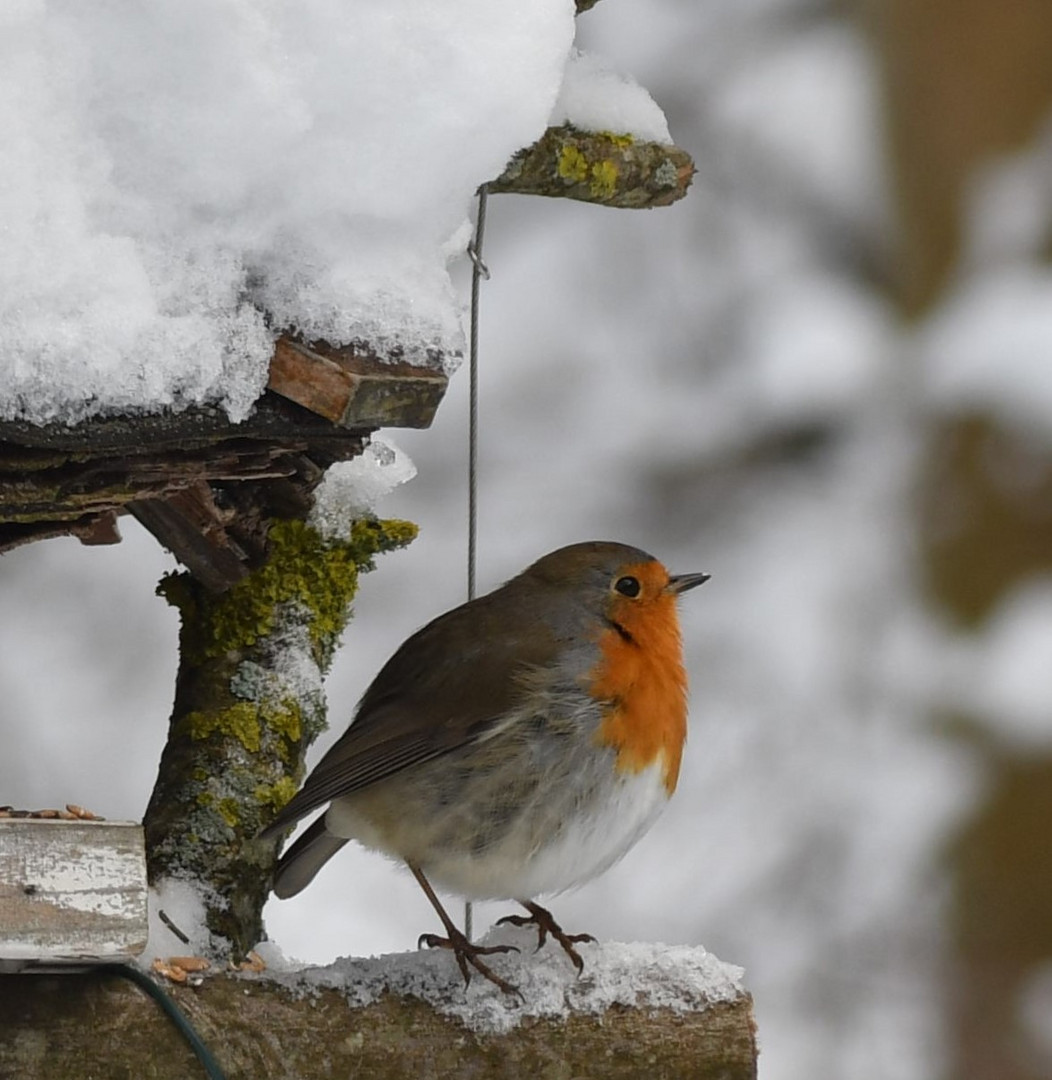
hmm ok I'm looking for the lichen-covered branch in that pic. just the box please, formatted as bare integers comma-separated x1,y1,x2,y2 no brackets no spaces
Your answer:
490,125,695,209
143,517,416,958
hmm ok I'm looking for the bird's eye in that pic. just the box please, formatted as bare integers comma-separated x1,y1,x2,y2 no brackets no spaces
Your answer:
614,575,641,598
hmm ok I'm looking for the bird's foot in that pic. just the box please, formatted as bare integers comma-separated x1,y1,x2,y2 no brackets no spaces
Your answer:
497,900,596,975
418,927,521,996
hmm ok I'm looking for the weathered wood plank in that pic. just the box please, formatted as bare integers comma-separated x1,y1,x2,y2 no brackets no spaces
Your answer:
267,338,449,428
128,482,251,591
0,333,445,563
0,821,147,967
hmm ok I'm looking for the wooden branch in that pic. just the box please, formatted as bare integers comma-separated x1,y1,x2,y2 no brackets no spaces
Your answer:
0,953,757,1079
143,518,416,954
491,125,695,209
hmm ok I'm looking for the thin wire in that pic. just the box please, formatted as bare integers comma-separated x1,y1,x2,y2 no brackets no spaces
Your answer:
463,184,489,943
99,964,229,1080
466,184,489,606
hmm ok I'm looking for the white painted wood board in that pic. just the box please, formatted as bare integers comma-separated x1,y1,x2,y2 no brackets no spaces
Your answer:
0,820,147,965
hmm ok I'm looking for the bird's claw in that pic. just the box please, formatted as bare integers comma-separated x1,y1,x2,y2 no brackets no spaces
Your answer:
498,902,595,975
417,928,521,996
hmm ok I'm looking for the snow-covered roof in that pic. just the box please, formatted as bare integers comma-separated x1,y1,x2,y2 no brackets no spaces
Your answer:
2,3,687,429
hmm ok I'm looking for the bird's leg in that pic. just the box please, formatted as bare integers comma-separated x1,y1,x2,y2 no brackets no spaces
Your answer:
497,900,596,975
408,863,520,996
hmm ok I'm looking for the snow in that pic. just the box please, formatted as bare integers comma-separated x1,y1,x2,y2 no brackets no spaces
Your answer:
941,582,1052,751
737,273,891,426
0,1,577,424
552,49,671,143
922,121,1052,438
251,925,745,1035
962,126,1052,268
229,619,325,722
922,268,1052,439
710,22,889,232
140,877,218,966
309,436,418,541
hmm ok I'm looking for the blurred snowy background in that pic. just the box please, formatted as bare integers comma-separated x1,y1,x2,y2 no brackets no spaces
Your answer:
3,2,1052,1079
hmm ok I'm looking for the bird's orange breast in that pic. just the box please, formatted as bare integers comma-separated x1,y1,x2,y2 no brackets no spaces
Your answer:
587,564,689,795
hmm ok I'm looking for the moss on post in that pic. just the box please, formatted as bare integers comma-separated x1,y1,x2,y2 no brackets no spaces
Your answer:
143,517,416,958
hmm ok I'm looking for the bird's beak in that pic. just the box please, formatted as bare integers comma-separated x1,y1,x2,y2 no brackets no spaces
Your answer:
666,572,710,595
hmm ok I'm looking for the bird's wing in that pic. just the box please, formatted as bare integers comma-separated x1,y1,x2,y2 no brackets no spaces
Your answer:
262,589,562,835
271,817,349,898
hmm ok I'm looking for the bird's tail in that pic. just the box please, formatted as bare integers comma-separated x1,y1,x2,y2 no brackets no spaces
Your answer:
271,817,349,899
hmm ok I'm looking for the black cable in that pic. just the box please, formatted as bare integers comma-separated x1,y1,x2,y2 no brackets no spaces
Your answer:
98,964,229,1080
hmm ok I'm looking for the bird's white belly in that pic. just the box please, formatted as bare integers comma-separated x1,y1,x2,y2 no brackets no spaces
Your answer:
329,758,671,902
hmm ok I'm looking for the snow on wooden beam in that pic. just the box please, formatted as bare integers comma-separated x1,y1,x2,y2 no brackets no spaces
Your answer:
267,337,449,429
0,333,448,564
0,820,147,971
0,939,758,1079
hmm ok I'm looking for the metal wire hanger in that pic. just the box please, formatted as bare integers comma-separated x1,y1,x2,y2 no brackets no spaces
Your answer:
463,184,490,942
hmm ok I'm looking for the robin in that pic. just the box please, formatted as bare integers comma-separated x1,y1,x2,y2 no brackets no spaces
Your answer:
264,540,708,994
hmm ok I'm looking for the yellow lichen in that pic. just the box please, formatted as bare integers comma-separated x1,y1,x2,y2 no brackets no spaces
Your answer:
600,131,635,149
263,701,302,745
185,703,262,754
557,144,590,183
254,777,300,813
589,159,620,199
217,798,240,828
158,517,417,665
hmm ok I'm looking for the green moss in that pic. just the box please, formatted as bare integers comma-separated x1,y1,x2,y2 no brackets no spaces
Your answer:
159,517,417,666
185,703,262,754
558,144,590,183
197,791,215,808
589,159,619,199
